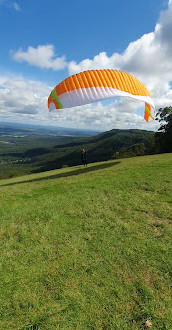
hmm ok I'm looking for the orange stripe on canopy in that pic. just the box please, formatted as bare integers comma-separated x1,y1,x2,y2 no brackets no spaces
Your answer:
56,70,151,97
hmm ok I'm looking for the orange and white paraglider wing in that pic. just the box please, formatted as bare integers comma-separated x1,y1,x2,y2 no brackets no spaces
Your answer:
48,69,155,121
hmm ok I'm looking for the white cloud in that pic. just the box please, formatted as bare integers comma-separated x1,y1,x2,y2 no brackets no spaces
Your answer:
0,0,21,11
48,99,159,131
12,45,67,70
12,2,21,11
0,74,52,124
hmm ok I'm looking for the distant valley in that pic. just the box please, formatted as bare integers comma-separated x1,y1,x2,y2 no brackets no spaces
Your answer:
0,122,155,179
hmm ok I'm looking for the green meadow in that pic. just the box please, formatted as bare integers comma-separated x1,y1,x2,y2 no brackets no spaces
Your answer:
0,153,171,329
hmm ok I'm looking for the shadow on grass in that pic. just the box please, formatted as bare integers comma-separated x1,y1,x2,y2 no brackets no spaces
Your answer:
0,161,120,187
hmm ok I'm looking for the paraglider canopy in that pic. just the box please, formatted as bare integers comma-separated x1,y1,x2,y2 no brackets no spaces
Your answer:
48,69,155,122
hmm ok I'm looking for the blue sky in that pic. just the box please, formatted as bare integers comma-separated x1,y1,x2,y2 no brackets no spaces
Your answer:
0,0,171,130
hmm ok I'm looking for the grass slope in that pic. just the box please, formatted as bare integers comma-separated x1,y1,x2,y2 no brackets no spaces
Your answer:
0,154,171,330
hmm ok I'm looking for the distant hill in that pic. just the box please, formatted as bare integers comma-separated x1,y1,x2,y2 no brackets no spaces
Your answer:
33,129,155,172
0,125,155,179
0,122,101,137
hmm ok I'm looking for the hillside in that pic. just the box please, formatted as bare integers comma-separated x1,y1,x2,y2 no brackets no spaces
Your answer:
0,123,99,179
0,153,171,329
0,126,155,179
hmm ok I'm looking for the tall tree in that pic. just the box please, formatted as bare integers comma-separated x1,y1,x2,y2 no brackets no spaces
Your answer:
155,106,172,153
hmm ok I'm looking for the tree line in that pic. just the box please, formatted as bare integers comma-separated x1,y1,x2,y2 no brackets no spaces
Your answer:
155,106,172,153
113,106,172,159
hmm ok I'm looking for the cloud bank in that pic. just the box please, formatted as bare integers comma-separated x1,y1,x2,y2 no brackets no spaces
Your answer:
0,75,51,124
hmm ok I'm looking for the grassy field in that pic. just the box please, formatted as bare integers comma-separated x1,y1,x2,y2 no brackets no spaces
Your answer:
0,154,171,329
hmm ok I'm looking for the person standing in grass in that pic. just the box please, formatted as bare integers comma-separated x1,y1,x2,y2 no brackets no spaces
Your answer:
81,149,88,166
